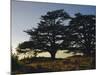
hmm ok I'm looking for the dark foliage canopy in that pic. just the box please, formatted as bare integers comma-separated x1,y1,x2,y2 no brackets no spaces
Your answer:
18,10,96,58
67,13,96,56
21,9,71,59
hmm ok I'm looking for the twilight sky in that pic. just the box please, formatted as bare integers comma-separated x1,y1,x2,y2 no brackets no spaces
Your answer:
11,0,96,51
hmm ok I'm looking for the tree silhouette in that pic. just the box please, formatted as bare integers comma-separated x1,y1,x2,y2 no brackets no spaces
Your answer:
17,10,95,59
67,13,96,56
24,9,71,59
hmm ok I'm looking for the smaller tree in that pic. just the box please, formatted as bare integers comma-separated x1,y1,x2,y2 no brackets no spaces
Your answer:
67,13,96,56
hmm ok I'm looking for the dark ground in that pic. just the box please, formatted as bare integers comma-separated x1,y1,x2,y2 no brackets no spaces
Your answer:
11,55,96,75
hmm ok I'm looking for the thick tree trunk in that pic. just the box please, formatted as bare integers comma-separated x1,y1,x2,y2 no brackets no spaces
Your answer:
49,51,57,59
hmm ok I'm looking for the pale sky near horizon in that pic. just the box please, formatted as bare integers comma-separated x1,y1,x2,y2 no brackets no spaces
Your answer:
11,0,96,58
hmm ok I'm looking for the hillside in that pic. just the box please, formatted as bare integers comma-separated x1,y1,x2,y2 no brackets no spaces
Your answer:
11,55,95,74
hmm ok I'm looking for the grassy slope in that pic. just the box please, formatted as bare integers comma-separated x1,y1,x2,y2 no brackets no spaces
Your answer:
12,55,96,74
